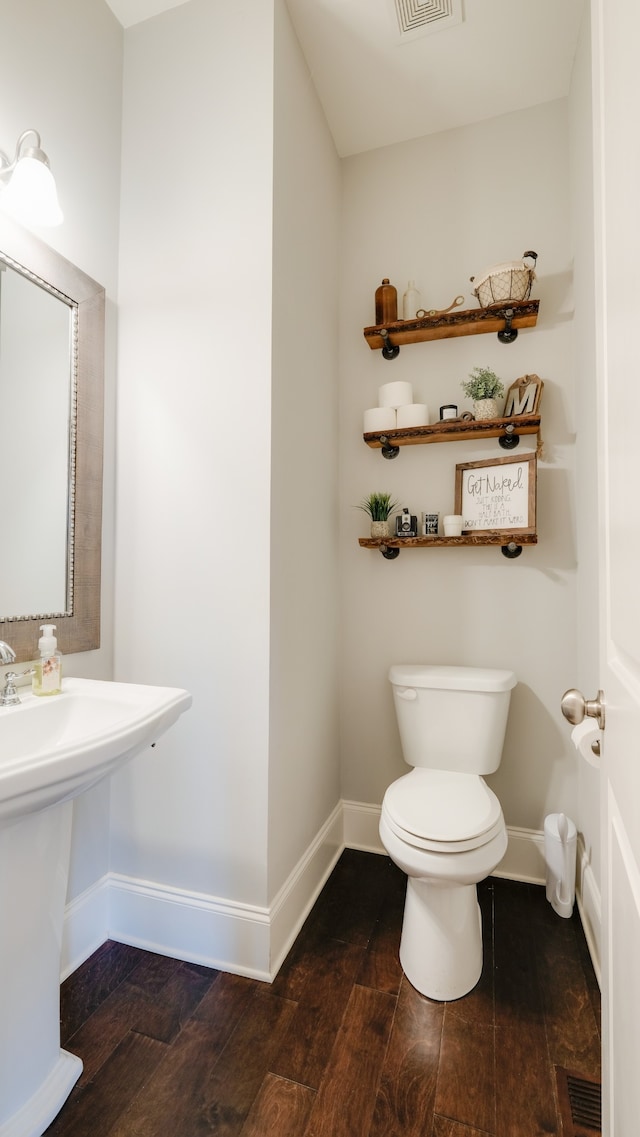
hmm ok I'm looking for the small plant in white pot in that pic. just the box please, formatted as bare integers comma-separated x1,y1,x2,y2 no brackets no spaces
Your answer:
358,492,399,539
461,366,505,420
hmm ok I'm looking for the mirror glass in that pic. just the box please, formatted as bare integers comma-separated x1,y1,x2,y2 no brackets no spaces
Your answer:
1,260,74,618
0,214,105,663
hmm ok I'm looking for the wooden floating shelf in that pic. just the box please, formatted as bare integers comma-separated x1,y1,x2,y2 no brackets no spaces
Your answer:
363,299,539,350
359,531,538,551
363,414,541,451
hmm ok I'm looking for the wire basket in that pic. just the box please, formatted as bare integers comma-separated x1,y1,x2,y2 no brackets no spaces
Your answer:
470,250,537,307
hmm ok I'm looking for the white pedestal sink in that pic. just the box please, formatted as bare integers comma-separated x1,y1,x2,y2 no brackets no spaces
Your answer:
0,678,192,1137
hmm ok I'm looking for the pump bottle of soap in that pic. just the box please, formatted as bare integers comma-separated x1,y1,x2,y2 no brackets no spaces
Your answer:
32,624,62,696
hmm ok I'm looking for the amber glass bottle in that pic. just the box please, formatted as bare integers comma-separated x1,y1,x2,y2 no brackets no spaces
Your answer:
375,278,398,324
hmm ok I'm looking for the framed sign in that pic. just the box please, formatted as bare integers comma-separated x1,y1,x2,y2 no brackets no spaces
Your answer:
454,453,537,535
503,373,544,417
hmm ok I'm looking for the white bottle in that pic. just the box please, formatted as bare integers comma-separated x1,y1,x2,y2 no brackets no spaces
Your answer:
402,280,421,321
32,624,62,696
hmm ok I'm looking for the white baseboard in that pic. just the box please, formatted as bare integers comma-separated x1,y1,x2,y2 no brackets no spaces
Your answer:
344,801,564,884
269,803,344,976
575,832,602,986
61,874,110,981
62,799,601,988
61,803,344,983
342,800,602,982
493,823,546,884
342,799,386,853
343,801,550,882
106,873,273,980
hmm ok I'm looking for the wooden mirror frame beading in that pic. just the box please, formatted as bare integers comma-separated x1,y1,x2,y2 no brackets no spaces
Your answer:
0,214,105,663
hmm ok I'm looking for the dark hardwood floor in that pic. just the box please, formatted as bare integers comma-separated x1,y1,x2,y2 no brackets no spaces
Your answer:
45,850,601,1136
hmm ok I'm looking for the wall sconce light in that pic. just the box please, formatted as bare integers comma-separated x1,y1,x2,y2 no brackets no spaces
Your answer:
0,129,63,227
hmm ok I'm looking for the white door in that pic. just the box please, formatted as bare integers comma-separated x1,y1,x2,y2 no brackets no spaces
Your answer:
592,0,640,1131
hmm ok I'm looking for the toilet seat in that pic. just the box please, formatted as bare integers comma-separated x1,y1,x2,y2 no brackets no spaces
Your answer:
382,769,504,853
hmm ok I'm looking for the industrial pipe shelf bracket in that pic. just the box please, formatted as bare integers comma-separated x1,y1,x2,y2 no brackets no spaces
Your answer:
498,423,520,449
379,434,400,460
501,542,523,559
380,329,400,360
497,308,518,343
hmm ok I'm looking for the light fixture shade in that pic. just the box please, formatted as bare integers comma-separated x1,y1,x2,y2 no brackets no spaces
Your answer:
0,154,63,227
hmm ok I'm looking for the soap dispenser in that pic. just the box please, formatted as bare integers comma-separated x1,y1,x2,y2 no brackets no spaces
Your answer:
32,624,62,696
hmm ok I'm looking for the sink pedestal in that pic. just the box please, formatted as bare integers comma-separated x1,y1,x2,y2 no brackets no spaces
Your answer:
0,802,82,1136
0,677,193,1134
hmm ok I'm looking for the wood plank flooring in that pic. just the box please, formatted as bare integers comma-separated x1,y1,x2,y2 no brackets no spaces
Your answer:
45,850,601,1136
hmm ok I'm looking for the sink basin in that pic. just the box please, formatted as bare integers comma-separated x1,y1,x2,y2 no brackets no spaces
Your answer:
0,676,192,824
0,676,192,1137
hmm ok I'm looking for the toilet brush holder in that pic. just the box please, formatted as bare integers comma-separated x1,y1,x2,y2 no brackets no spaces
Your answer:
544,812,577,918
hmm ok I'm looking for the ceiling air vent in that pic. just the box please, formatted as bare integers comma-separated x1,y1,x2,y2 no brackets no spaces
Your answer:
392,0,463,42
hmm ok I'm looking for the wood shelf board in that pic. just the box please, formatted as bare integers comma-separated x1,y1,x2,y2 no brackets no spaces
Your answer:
358,531,538,549
363,299,539,349
363,414,541,449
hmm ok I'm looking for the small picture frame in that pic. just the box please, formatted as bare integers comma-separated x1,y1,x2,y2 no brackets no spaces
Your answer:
503,374,544,417
454,453,537,535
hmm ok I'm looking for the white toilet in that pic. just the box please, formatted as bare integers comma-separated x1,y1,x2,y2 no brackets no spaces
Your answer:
379,663,516,1002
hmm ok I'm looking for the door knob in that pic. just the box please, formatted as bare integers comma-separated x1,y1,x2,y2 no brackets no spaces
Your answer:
561,688,605,730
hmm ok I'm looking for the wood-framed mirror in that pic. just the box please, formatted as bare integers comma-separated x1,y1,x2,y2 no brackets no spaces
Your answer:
0,213,104,663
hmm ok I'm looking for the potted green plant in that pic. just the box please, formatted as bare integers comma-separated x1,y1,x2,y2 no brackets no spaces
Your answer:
461,365,505,420
358,492,399,539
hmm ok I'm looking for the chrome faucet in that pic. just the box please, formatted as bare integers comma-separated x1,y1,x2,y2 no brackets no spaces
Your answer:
0,643,19,707
0,673,21,707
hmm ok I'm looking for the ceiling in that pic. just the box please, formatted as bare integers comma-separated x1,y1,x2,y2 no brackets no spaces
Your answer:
106,0,585,158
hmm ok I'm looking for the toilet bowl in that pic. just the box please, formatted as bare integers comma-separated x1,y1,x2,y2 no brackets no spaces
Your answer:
379,664,516,1001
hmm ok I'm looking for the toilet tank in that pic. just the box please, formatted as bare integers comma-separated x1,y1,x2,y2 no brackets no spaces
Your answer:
389,664,516,774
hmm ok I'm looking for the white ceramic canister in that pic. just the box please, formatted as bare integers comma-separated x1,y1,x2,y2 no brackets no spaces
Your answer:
402,280,421,321
443,515,464,536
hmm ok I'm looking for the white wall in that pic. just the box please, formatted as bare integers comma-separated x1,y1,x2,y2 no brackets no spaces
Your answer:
339,100,579,840
0,0,123,902
112,0,342,971
269,0,342,899
112,0,275,911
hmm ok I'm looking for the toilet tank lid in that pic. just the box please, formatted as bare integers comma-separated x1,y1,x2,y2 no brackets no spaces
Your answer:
388,664,517,692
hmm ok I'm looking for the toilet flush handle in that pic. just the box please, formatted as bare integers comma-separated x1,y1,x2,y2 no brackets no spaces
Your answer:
397,687,417,701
